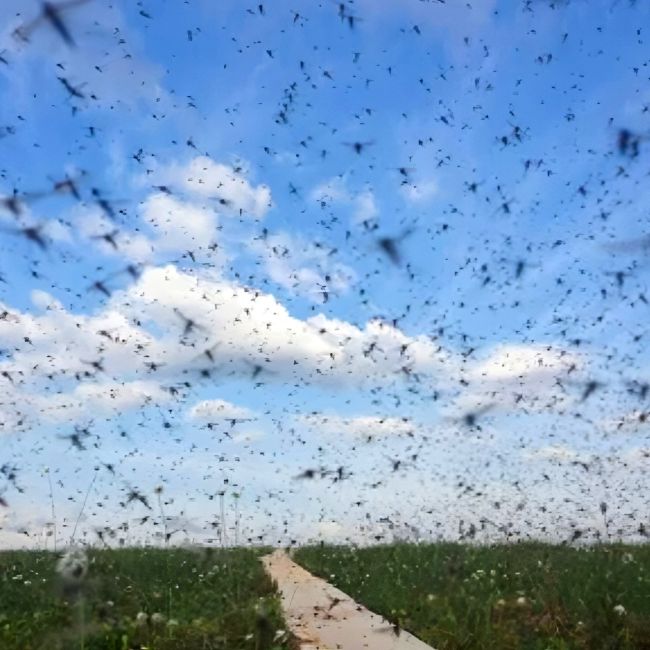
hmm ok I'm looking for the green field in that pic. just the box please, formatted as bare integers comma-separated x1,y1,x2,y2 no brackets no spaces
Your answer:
294,542,650,650
0,547,290,650
2,543,649,650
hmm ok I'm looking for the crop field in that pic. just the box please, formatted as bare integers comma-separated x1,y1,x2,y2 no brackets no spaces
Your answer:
295,542,650,650
0,547,290,650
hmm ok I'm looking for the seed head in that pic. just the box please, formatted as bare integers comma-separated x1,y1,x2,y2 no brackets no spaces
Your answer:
56,549,88,586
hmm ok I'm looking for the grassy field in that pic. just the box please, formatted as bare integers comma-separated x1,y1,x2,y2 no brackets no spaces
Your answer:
3,542,648,650
0,546,290,650
294,542,650,650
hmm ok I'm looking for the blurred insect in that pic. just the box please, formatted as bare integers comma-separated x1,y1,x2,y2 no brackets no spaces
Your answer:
14,1,92,47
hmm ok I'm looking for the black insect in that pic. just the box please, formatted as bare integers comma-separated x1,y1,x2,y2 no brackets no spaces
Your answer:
344,140,374,155
377,229,413,266
15,1,91,47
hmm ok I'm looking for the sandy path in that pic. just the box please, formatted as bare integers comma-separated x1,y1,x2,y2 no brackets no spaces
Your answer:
262,550,436,650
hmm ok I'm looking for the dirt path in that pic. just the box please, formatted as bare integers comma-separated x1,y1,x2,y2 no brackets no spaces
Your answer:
262,550,436,650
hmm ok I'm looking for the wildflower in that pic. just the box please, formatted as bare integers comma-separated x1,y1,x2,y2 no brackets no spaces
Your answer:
56,549,88,586
135,611,148,626
151,612,166,625
613,604,626,616
167,618,179,628
516,596,528,607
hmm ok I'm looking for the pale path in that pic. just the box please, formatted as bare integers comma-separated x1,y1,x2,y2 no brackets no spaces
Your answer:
262,550,436,650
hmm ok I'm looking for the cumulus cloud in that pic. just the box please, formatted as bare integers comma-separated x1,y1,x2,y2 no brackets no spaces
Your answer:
77,185,234,266
0,264,454,430
469,344,577,382
249,230,356,302
152,156,272,218
140,192,218,252
297,413,415,438
43,380,170,423
188,399,255,422
0,265,593,438
310,177,379,224
448,343,580,415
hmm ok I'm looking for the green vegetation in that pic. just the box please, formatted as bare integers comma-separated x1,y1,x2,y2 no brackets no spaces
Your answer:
0,546,290,650
294,542,650,650
4,542,649,649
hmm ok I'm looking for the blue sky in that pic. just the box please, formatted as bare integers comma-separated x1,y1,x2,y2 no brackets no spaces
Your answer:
0,0,648,548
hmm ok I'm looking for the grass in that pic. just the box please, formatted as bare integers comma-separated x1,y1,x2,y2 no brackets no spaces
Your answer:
294,542,650,650
0,546,291,650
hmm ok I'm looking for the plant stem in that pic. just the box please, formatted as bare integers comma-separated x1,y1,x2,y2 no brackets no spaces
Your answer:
71,472,97,545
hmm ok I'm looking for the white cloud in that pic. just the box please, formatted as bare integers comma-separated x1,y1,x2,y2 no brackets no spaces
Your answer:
310,177,379,224
356,0,498,54
153,156,272,219
249,230,356,302
469,344,577,382
140,192,220,254
188,399,254,422
444,343,580,416
298,413,415,438
400,178,438,204
0,264,454,429
524,445,578,462
352,189,379,223
231,428,265,444
37,380,170,424
0,271,594,437
76,190,227,264
310,176,349,204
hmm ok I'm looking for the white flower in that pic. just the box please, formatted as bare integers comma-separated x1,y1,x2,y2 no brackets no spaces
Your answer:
135,611,148,626
613,604,626,616
151,612,166,625
516,596,528,607
56,550,88,585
